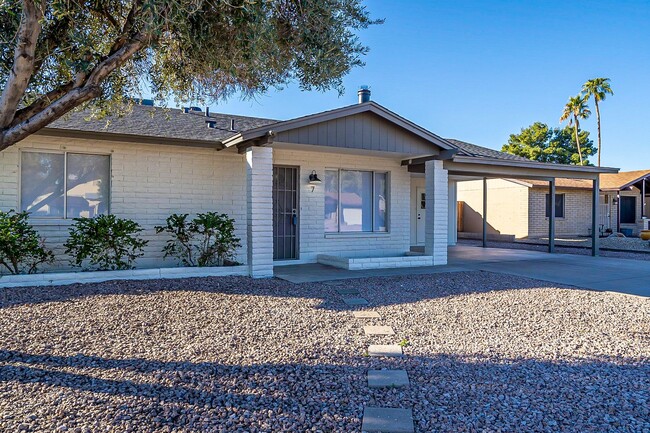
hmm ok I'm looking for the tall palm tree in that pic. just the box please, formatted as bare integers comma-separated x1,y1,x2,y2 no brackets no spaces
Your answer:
582,78,613,167
560,95,591,165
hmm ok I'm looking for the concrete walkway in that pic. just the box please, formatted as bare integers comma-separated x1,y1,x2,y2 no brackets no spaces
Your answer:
275,246,650,297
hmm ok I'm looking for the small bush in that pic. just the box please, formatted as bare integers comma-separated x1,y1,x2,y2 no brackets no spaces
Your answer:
64,215,149,271
155,212,241,267
0,210,54,275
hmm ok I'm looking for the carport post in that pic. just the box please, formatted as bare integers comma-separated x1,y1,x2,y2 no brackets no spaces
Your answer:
548,179,556,253
482,177,487,248
592,177,600,257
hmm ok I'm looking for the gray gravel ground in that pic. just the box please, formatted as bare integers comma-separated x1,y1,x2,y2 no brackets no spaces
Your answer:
461,238,650,261
1,273,649,432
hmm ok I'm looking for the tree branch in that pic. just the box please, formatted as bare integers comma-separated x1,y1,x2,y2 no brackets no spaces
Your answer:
0,35,148,151
0,0,43,129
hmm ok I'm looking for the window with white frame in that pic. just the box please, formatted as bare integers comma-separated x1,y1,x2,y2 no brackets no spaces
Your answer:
20,151,110,218
324,169,388,233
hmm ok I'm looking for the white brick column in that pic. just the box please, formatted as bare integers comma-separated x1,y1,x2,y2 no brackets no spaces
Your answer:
246,146,274,278
424,159,448,264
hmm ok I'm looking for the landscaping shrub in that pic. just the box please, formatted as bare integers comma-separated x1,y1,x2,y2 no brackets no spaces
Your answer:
64,215,148,271
0,210,54,275
156,212,241,267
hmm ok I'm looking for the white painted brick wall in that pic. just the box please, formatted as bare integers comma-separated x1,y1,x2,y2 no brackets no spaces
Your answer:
424,160,448,264
0,135,248,272
246,146,274,277
273,148,411,262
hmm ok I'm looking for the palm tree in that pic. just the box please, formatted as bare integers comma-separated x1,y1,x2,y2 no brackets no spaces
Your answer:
582,78,613,167
560,95,591,165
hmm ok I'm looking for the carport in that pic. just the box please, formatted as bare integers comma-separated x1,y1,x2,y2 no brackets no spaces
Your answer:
403,146,619,256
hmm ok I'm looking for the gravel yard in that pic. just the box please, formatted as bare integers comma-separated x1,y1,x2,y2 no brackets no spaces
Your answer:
1,273,649,432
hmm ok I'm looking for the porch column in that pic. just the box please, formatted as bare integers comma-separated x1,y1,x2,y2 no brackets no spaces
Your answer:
616,190,621,233
592,177,600,257
643,178,647,218
424,159,448,264
246,146,274,278
548,179,556,253
482,177,487,248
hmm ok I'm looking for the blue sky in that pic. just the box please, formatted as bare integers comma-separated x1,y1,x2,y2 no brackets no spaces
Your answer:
207,0,650,171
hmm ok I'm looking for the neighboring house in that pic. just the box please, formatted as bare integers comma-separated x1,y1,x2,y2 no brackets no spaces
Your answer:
457,170,650,239
0,90,616,278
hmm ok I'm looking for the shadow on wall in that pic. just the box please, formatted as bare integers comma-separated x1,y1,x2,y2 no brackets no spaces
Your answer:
0,349,648,432
459,202,502,235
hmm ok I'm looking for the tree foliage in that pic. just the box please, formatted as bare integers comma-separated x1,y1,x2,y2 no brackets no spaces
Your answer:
0,0,380,150
502,122,596,165
559,94,591,164
0,209,54,274
582,77,613,167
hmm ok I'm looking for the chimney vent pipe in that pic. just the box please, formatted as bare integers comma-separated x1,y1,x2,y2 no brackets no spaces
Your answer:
358,86,371,104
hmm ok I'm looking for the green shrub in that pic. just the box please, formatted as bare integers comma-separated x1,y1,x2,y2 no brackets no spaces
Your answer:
0,210,54,275
155,212,241,267
64,215,149,271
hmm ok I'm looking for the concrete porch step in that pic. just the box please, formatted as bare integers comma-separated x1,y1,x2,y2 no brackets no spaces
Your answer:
353,311,381,319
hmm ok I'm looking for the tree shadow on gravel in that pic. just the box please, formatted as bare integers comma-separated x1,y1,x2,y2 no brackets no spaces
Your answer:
1,349,648,432
0,271,562,311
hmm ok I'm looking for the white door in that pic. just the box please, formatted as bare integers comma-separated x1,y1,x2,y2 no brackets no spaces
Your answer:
416,187,426,244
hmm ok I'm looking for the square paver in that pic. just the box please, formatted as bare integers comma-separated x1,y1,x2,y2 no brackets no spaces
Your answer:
367,369,409,388
353,311,381,319
336,288,360,295
363,325,395,336
362,407,414,433
368,344,403,357
343,297,369,306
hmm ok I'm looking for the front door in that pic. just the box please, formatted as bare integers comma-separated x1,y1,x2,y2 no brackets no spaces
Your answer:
416,187,426,245
273,166,299,260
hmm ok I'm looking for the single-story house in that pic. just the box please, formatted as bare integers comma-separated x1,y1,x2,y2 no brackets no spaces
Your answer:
0,90,617,279
457,170,650,239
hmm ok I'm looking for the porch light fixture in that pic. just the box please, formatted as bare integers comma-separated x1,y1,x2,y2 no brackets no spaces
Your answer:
308,170,321,192
309,170,322,184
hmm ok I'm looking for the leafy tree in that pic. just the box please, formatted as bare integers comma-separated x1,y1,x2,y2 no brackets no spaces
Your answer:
582,78,613,167
0,1,380,151
560,95,591,165
0,210,54,274
502,122,595,165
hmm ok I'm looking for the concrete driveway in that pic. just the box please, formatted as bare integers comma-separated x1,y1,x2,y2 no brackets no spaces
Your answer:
449,245,650,297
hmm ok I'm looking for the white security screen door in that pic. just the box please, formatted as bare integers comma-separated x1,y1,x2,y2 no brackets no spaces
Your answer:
416,187,426,245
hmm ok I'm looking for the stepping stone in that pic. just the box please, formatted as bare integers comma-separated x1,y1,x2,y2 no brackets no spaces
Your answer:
368,344,403,357
367,369,409,389
363,325,395,336
353,311,381,319
343,297,369,306
362,407,414,433
336,287,360,295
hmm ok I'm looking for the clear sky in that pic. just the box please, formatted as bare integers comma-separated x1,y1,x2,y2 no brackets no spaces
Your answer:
206,0,650,171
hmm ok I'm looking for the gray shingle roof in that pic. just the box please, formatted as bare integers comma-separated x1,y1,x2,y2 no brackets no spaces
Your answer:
445,138,530,161
48,104,279,143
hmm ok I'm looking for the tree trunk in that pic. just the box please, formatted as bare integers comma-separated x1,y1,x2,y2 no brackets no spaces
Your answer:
595,100,602,167
573,116,583,165
0,0,43,130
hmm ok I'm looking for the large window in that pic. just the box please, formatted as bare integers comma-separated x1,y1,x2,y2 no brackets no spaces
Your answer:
545,193,565,218
324,169,388,233
21,151,110,218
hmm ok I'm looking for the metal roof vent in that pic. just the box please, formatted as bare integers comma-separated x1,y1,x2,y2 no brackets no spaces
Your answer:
189,106,202,113
358,85,371,104
229,119,236,131
206,120,217,128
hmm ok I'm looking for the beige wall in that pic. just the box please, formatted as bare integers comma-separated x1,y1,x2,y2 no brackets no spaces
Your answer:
528,188,593,237
456,179,529,238
601,188,644,235
0,135,249,271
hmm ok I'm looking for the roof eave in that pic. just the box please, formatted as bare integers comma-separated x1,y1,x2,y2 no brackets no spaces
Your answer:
450,155,620,174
